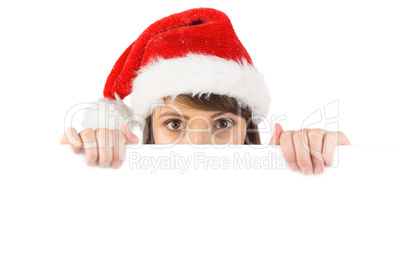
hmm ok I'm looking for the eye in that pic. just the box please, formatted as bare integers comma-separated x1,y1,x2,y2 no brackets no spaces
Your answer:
165,119,184,130
216,119,233,129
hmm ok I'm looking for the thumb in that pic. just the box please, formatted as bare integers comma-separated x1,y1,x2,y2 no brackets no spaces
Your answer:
120,124,140,144
60,133,68,144
268,123,284,145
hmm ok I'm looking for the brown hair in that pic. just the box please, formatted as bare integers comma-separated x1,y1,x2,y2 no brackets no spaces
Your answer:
142,93,261,144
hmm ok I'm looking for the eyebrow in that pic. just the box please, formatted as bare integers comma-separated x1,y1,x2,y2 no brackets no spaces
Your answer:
157,111,229,120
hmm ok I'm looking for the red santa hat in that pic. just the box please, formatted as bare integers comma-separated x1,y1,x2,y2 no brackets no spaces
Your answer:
82,7,271,132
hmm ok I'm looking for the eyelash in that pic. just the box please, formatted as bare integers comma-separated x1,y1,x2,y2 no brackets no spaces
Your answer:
164,119,185,131
216,118,234,130
163,118,235,131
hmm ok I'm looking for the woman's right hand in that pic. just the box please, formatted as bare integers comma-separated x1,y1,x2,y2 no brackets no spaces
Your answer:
60,124,139,169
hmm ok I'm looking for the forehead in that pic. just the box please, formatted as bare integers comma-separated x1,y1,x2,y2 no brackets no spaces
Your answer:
154,105,224,119
154,97,240,119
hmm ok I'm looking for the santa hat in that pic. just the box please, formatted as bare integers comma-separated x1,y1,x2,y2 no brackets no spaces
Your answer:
82,7,271,133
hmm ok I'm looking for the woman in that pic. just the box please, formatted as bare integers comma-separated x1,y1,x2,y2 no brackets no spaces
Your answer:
61,7,351,174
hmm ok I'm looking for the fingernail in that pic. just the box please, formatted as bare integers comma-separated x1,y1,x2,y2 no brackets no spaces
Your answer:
121,124,129,135
125,124,132,134
100,162,110,168
314,164,322,174
125,125,136,137
88,160,96,167
290,163,299,171
301,167,311,175
111,161,122,169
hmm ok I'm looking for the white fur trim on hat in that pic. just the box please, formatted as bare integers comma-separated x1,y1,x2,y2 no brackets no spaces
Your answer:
81,93,135,131
130,52,271,124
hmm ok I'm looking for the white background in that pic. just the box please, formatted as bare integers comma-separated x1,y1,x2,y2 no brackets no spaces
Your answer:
1,0,401,267
2,146,402,267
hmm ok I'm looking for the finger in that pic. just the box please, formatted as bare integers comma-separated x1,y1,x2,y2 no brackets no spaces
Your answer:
79,128,98,167
278,131,299,171
322,131,350,166
60,133,68,144
96,128,113,168
268,123,284,145
121,124,139,144
293,129,313,175
339,131,351,145
307,129,326,175
111,129,126,169
64,127,83,154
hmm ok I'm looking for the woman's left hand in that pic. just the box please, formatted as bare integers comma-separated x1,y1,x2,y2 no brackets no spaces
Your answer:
268,123,351,175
